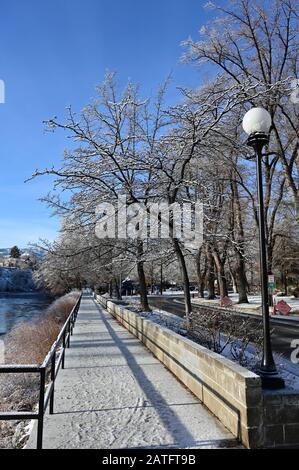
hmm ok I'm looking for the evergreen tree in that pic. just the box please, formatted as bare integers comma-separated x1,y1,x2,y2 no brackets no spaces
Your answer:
10,245,21,259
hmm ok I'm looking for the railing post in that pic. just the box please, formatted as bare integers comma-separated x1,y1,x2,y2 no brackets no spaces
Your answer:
67,320,71,348
70,311,74,336
49,352,56,415
37,367,46,450
62,330,66,369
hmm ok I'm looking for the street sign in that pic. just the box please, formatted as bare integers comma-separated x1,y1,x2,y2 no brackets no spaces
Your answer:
219,296,233,307
268,274,275,289
274,300,291,316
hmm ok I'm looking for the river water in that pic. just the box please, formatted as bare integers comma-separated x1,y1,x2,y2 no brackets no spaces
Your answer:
0,292,52,336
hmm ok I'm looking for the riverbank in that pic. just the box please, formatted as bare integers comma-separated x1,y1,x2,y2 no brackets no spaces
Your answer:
0,291,80,448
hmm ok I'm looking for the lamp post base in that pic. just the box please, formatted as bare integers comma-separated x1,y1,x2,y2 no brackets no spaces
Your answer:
259,370,285,390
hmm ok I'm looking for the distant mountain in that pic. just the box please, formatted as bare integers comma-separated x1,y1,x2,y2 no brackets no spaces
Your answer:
0,248,10,257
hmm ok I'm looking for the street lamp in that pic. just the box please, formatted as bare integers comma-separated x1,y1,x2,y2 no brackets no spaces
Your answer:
242,107,285,389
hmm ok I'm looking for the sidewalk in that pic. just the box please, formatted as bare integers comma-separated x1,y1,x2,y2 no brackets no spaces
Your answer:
26,294,240,449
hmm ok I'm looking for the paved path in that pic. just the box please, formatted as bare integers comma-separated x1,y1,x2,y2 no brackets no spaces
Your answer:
27,294,240,449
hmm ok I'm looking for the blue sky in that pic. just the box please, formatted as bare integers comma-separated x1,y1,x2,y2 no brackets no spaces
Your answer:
0,0,216,248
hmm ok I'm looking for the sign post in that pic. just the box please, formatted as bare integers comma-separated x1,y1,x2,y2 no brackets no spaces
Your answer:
268,274,275,290
268,274,275,308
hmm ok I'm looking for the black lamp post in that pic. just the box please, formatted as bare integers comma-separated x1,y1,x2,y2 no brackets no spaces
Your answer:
242,107,285,390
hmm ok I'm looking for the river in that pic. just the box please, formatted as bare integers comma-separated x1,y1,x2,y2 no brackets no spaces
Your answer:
0,292,52,336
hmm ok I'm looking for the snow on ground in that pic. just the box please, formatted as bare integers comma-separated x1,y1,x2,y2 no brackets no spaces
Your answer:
189,293,299,318
123,297,299,392
160,290,196,296
232,293,299,312
26,295,240,449
123,297,186,333
219,339,299,391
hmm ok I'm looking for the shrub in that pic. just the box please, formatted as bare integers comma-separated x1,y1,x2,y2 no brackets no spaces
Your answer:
5,291,79,365
188,307,263,367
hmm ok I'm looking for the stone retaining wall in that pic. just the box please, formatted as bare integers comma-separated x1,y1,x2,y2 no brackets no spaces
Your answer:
95,294,299,449
263,391,299,447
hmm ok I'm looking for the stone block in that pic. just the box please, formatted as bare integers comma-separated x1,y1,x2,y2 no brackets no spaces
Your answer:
284,424,299,445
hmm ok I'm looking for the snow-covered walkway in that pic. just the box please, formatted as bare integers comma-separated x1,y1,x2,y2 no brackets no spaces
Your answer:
27,294,240,449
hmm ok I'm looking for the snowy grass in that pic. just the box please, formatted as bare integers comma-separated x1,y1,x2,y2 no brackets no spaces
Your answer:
5,291,79,364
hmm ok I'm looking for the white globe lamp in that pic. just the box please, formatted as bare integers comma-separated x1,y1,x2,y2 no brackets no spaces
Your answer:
242,107,272,136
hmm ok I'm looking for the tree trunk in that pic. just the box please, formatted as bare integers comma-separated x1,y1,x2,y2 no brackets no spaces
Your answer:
212,250,228,298
230,169,249,303
206,248,216,299
109,281,113,297
150,262,154,294
114,277,122,300
228,261,238,293
235,255,249,303
172,238,192,321
137,241,150,311
267,242,274,273
199,276,205,298
196,248,206,298
295,194,299,221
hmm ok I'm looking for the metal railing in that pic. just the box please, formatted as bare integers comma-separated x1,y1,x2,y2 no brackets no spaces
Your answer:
0,293,82,449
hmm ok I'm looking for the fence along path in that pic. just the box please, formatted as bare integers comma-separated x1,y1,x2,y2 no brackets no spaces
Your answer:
26,293,239,449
